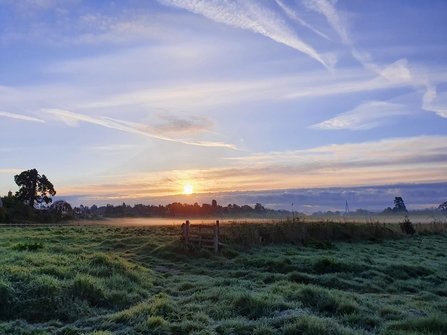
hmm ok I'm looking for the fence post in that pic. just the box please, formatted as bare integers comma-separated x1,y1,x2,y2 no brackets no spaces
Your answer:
185,220,190,245
214,220,219,252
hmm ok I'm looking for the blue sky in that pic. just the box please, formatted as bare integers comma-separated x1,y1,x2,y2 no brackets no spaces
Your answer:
0,0,446,211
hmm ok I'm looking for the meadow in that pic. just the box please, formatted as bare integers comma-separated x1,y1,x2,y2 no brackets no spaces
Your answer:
0,219,446,335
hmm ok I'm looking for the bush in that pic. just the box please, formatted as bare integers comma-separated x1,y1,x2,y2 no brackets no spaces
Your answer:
399,216,417,235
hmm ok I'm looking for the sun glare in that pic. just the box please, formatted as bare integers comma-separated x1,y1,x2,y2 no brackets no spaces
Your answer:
183,184,193,194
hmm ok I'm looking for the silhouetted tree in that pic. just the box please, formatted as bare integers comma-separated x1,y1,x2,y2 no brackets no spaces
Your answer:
254,203,265,213
50,200,73,221
393,197,408,212
14,169,56,208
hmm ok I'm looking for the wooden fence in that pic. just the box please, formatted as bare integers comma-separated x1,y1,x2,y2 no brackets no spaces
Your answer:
181,220,228,252
0,222,107,228
0,223,71,228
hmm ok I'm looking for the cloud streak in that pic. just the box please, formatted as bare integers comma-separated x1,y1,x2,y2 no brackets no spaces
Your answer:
40,109,238,149
0,111,45,123
422,84,447,118
0,169,23,173
150,113,215,134
303,0,349,44
310,101,411,130
158,0,331,68
274,0,330,40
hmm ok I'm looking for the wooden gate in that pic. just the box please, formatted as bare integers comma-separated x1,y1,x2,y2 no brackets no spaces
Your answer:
181,220,227,252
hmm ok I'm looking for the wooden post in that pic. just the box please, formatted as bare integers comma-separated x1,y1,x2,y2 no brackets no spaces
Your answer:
214,220,219,252
185,220,190,244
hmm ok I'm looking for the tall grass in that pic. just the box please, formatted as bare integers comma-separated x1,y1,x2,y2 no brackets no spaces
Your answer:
219,218,399,246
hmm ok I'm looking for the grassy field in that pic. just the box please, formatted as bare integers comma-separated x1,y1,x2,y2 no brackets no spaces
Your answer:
0,220,446,335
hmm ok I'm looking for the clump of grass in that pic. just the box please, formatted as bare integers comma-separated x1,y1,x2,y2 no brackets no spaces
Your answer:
283,315,358,335
216,317,256,334
145,316,169,332
12,242,44,251
288,271,313,284
303,239,333,249
231,292,272,319
298,286,338,314
150,293,178,320
313,257,338,274
70,274,107,306
386,315,447,334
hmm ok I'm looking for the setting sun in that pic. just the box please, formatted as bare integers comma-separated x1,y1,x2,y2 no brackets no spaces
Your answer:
183,184,193,194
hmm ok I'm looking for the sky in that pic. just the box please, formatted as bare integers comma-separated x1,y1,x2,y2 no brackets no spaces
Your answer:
0,0,446,212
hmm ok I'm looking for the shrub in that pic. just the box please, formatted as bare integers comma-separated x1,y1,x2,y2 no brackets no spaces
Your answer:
399,216,417,235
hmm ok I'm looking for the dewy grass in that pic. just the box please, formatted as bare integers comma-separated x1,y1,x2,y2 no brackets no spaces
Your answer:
0,224,446,334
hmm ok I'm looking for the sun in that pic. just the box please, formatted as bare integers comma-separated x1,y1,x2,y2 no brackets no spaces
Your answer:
183,184,193,195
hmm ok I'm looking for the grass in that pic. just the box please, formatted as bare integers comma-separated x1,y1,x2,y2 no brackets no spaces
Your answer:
0,220,446,334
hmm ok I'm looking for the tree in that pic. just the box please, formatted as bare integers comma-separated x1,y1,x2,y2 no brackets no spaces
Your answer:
254,203,265,213
14,169,56,208
393,197,408,213
439,202,447,211
50,200,73,221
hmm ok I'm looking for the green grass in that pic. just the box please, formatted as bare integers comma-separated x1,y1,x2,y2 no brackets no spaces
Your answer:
0,223,446,334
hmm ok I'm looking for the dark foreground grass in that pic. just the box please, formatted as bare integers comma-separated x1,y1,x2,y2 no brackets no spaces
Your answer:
0,222,446,335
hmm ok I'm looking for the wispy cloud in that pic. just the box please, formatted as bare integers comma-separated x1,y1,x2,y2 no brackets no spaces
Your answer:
0,111,45,123
149,112,215,134
303,0,413,81
1,6,182,46
0,169,23,173
158,0,332,68
303,0,349,44
422,84,447,118
40,109,238,149
225,135,447,168
310,101,411,130
274,0,330,40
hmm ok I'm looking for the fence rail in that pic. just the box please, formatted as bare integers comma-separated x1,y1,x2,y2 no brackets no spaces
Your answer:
0,222,105,228
181,220,228,252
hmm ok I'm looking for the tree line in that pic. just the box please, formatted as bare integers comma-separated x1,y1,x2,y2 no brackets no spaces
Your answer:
1,169,446,223
74,201,273,219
